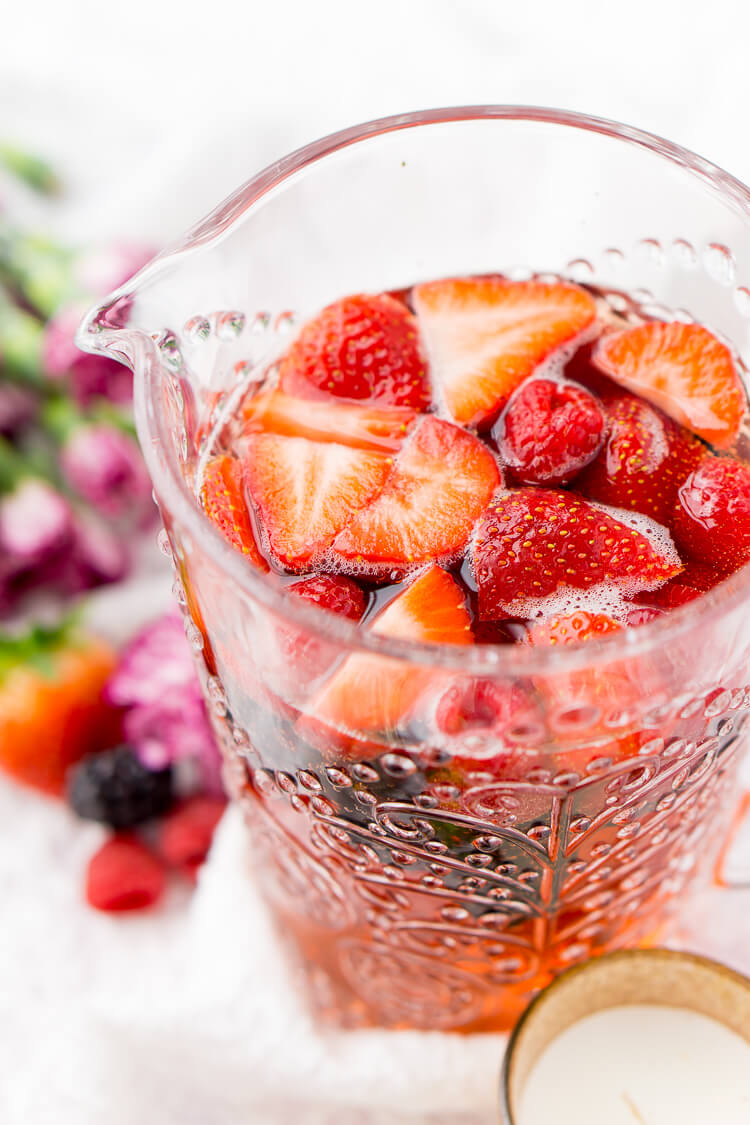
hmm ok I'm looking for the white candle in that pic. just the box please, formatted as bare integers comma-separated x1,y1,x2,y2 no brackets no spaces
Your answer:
518,1004,750,1125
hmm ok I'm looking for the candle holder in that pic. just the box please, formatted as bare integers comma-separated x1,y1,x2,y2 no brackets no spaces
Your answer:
500,949,750,1124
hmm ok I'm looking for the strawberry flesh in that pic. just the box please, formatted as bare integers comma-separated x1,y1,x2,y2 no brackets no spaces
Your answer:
594,321,746,449
331,415,501,572
470,487,683,618
201,455,268,570
312,565,472,733
279,293,431,409
413,277,597,428
673,454,750,571
243,387,415,453
243,432,392,569
495,377,606,485
577,393,704,525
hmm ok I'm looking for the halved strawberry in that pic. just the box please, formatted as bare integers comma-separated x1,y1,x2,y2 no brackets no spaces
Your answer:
577,393,704,525
529,611,624,647
278,293,431,409
330,416,500,571
470,488,683,619
243,433,392,570
413,277,597,428
495,376,606,486
672,454,750,571
311,565,472,735
594,322,746,449
243,387,415,452
201,455,268,571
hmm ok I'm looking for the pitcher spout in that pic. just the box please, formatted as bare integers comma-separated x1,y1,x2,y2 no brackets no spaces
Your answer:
76,290,143,372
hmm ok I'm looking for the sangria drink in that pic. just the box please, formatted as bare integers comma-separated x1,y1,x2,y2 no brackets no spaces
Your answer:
191,273,750,1032
80,109,750,1033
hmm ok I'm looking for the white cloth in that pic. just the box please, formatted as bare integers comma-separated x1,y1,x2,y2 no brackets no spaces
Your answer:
4,2,750,1121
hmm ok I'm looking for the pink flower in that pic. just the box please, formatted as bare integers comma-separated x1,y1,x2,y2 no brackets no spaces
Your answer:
0,384,36,439
58,511,132,593
73,243,154,296
43,303,133,406
60,422,154,524
0,478,73,569
107,613,222,793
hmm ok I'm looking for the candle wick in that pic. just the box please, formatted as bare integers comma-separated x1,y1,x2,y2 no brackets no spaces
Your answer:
622,1092,647,1123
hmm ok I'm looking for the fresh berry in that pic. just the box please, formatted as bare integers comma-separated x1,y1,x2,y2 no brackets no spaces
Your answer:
412,277,596,427
243,432,392,569
288,574,367,620
67,745,173,830
312,565,472,734
470,488,683,619
278,293,431,409
86,835,166,912
243,387,415,452
672,454,750,571
495,377,606,485
157,795,226,882
0,626,119,795
331,416,501,571
577,393,704,525
435,677,539,737
282,574,368,680
201,455,268,570
529,611,624,646
594,321,746,449
637,561,724,610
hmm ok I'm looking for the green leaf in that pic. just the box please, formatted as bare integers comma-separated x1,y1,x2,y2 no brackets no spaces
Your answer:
0,143,61,196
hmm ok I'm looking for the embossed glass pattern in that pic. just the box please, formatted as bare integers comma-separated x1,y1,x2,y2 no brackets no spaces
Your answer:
80,108,750,1031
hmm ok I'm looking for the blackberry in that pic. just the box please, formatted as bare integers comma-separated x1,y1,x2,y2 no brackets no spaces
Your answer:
67,745,173,830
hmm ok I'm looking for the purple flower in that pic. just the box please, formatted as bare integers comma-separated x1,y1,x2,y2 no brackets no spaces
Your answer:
60,422,154,525
107,613,222,793
0,478,73,570
43,303,133,406
0,384,37,439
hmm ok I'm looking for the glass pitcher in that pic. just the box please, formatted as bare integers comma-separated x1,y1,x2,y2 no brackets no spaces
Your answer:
79,107,750,1033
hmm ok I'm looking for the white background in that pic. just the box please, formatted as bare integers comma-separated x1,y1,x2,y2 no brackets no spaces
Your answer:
3,2,750,1122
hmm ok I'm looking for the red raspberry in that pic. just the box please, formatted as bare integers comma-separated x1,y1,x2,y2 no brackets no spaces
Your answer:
86,835,166,912
288,574,367,620
494,377,606,485
158,796,227,882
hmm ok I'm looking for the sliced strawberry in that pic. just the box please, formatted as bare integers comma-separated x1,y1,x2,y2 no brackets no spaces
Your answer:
312,565,472,734
470,488,683,619
243,433,391,569
413,277,597,427
594,322,746,449
243,387,415,452
331,416,501,571
278,293,431,409
577,393,704,525
673,454,750,571
201,455,268,571
529,611,624,647
495,377,606,485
